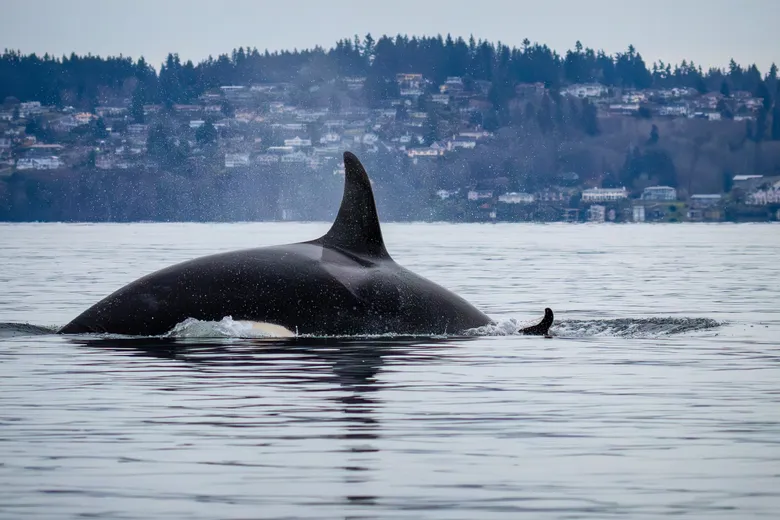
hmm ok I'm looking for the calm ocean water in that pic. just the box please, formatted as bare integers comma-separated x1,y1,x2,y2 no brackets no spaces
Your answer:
0,222,778,519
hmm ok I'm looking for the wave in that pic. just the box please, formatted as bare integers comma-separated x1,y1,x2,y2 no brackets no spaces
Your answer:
0,316,722,340
553,317,722,338
0,322,59,338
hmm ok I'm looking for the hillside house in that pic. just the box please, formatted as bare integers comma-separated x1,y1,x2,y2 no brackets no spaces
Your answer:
436,189,459,200
689,194,722,207
224,153,250,168
254,154,280,164
396,73,424,89
468,189,493,201
641,186,677,201
622,92,648,103
19,101,43,118
562,83,608,99
659,104,689,117
515,82,546,98
407,147,443,158
16,154,63,170
280,151,307,163
284,136,312,148
747,186,780,205
582,187,628,202
498,192,535,204
96,106,127,117
608,103,640,115
439,77,464,94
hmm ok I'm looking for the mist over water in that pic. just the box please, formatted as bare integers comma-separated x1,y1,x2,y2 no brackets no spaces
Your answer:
0,222,778,519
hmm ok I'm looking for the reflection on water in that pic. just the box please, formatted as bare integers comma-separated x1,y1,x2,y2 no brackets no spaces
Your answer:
1,223,779,519
74,336,408,509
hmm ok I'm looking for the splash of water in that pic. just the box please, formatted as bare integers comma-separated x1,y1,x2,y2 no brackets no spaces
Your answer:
0,316,723,340
465,316,721,338
164,316,286,339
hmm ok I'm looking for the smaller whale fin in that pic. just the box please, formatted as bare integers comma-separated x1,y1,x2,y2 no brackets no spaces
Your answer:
519,308,554,336
316,151,391,260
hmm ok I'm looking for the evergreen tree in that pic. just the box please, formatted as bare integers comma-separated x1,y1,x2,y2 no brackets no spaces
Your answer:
195,121,218,146
147,124,175,166
130,86,145,123
648,124,659,144
92,117,108,139
581,99,599,135
221,99,235,118
720,80,731,97
86,149,96,169
722,170,734,192
754,80,772,111
755,107,768,141
766,63,778,95
771,106,780,140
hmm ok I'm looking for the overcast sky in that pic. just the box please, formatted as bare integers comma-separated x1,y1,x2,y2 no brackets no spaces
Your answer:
2,0,778,73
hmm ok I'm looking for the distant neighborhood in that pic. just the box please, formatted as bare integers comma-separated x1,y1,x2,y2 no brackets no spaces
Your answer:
1,36,779,222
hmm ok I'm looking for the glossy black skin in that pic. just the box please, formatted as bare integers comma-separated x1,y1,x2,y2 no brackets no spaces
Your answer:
59,151,552,337
58,241,493,336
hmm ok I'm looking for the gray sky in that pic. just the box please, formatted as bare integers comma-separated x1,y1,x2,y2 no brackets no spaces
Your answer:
2,0,778,73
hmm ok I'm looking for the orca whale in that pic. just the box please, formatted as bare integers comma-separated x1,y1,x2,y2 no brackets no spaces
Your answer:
58,152,553,337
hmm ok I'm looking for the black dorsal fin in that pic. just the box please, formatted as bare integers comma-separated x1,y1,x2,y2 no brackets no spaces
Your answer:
315,151,391,260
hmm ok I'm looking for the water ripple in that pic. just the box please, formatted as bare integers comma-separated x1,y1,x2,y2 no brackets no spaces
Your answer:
0,223,779,519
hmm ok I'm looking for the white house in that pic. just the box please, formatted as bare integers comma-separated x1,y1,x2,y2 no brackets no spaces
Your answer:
582,187,628,202
224,153,250,168
498,192,535,204
254,154,280,164
280,151,308,163
74,112,95,125
689,194,722,207
632,205,646,222
406,147,443,158
641,186,677,201
458,131,493,140
436,189,459,200
588,204,606,222
450,137,476,150
396,73,424,88
468,189,493,201
16,155,63,170
659,104,689,117
95,154,114,169
95,106,127,117
284,136,312,148
19,101,43,118
746,185,780,205
127,124,149,135
562,83,608,99
267,146,295,154
622,92,648,103
609,103,640,115
320,132,341,144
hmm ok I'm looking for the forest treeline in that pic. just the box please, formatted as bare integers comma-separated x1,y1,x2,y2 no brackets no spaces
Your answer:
2,34,778,109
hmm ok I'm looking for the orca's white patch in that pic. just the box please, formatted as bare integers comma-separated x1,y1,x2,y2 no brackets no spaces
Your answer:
166,317,296,338
235,321,296,337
